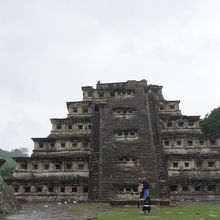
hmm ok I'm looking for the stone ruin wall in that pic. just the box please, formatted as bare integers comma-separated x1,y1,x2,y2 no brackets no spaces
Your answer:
0,159,21,214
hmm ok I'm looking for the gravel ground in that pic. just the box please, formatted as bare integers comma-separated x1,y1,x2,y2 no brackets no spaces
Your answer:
1,202,112,220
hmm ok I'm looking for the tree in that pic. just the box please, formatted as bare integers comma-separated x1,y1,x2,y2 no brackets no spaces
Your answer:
200,106,220,135
0,147,28,179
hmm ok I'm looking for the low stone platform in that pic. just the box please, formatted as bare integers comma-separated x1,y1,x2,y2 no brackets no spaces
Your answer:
110,199,170,207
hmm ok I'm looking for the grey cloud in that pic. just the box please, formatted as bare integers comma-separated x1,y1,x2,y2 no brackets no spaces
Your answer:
0,0,220,152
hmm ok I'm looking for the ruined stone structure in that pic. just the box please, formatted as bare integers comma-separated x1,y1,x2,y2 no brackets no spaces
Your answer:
7,80,220,201
0,159,21,214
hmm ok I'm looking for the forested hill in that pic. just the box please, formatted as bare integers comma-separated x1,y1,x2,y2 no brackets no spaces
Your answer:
0,148,28,179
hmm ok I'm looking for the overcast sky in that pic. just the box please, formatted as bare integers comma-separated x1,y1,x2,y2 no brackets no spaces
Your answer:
0,0,220,153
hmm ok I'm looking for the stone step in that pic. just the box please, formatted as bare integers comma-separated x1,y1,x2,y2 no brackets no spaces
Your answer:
110,199,170,207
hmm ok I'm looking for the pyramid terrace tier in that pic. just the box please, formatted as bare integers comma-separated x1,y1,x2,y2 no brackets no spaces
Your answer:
12,155,89,173
82,81,138,101
7,175,88,186
6,175,89,201
82,86,135,101
12,169,88,179
169,171,220,182
32,136,90,155
66,101,91,117
161,115,201,131
169,171,220,201
167,151,220,201
159,100,181,115
162,133,220,150
50,117,91,136
82,80,164,102
166,152,220,172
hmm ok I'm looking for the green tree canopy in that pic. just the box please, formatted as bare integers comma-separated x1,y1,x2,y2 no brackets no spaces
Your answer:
0,147,28,179
200,106,220,135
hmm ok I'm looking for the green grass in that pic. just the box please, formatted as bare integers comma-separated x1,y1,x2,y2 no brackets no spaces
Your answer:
91,204,220,220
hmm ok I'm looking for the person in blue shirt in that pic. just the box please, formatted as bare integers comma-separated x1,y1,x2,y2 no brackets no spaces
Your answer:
142,177,149,199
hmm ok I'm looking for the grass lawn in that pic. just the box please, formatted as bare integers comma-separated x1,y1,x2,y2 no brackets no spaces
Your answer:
87,203,220,220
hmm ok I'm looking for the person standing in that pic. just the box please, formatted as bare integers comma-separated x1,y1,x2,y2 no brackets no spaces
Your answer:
142,178,149,199
138,179,143,198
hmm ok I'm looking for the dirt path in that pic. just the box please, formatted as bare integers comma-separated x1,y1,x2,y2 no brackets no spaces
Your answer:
2,202,112,220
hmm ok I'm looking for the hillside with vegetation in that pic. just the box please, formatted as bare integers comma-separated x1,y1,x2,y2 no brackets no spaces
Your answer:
0,148,28,179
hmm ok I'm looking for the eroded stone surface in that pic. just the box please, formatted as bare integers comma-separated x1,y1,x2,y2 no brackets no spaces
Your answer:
0,159,21,214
